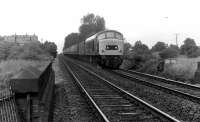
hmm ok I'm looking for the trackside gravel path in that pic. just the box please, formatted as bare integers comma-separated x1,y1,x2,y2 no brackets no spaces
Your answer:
53,58,98,122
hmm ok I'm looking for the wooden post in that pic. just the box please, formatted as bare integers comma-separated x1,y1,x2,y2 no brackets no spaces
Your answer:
27,94,31,122
194,62,200,83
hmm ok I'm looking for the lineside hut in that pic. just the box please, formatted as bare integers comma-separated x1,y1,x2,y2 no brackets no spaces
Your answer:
11,66,41,94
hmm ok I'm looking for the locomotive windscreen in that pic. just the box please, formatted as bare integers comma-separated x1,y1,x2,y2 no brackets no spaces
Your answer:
97,31,123,40
106,45,118,50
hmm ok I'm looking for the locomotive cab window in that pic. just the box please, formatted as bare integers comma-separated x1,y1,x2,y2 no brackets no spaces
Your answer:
106,45,118,50
115,33,123,40
98,33,106,40
106,32,114,38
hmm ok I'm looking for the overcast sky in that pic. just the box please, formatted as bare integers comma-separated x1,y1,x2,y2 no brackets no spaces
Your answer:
0,0,200,52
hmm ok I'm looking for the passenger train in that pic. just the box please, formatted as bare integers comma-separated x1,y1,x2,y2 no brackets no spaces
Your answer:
63,30,124,68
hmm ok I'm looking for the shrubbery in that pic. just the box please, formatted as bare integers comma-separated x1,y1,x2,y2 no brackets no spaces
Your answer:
180,38,200,58
138,59,160,75
121,41,153,70
121,38,200,83
5,42,52,60
41,41,57,58
151,41,167,52
159,47,179,59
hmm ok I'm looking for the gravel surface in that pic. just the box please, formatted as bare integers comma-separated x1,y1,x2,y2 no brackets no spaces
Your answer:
68,61,164,122
65,56,200,122
52,58,98,122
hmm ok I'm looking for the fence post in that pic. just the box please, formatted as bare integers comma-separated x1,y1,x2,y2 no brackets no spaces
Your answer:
194,62,200,82
27,94,31,122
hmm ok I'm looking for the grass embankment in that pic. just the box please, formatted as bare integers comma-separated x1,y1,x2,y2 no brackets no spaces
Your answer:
122,56,200,84
0,40,55,91
0,60,49,90
163,57,200,83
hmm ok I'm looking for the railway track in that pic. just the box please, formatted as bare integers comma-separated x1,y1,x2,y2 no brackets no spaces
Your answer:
127,70,200,91
0,89,20,122
61,56,179,122
112,70,200,104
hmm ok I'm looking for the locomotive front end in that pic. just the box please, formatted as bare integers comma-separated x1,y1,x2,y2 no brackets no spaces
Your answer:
97,30,124,68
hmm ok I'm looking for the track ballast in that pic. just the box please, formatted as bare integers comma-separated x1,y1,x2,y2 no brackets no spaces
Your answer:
113,70,200,104
60,55,179,122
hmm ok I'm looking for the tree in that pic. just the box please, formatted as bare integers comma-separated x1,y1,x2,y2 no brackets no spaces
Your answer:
132,41,150,55
123,42,132,56
8,42,51,60
151,41,168,52
0,36,4,41
180,38,199,57
64,33,80,49
128,41,152,69
63,13,106,52
169,44,179,51
79,13,105,41
0,41,16,60
42,41,57,58
159,47,179,59
192,48,200,57
81,14,105,30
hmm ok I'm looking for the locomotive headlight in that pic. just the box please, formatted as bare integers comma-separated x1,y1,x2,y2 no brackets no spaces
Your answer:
102,50,105,53
119,50,122,52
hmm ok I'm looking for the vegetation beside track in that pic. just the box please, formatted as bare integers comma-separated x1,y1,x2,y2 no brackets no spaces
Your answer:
122,38,200,84
0,37,57,122
0,38,57,91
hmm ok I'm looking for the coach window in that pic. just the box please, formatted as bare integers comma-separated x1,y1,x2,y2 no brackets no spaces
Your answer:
106,32,114,38
115,33,123,40
98,33,105,40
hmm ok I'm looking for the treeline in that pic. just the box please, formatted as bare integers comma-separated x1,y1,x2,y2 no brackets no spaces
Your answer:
41,41,57,58
0,40,57,60
63,13,200,73
123,38,200,70
64,13,105,49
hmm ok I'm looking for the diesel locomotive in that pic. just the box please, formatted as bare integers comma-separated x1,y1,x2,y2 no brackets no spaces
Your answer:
63,30,124,68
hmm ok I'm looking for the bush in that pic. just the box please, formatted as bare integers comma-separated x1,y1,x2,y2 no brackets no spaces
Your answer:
151,41,167,52
159,47,179,59
188,48,200,58
122,41,153,70
7,42,51,60
42,41,57,58
138,59,159,75
180,38,200,58
120,59,132,69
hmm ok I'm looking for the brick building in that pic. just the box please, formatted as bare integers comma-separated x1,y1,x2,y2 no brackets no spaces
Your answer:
3,34,39,45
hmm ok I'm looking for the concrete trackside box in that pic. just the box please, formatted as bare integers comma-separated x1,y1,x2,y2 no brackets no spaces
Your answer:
11,66,42,94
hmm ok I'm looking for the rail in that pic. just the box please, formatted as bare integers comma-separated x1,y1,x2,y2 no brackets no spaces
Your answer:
60,56,110,122
113,70,200,104
127,70,200,91
61,56,180,122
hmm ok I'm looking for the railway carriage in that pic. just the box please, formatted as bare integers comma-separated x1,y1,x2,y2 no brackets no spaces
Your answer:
63,30,124,68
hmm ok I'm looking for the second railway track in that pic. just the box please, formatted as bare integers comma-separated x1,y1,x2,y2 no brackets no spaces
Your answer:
60,56,179,122
112,70,200,104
